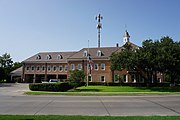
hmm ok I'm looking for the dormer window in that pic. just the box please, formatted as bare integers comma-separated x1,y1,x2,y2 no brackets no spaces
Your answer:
83,50,88,57
97,50,102,57
46,55,52,60
57,54,63,60
36,55,41,60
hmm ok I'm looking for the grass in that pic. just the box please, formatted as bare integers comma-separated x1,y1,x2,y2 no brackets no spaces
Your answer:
25,86,180,96
0,115,180,120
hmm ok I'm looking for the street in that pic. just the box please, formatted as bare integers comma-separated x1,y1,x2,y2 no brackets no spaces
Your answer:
0,83,180,116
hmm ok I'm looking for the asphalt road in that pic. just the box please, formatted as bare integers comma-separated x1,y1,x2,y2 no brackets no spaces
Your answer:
0,83,180,116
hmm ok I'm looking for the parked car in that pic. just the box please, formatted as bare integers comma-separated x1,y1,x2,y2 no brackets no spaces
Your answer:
49,79,60,83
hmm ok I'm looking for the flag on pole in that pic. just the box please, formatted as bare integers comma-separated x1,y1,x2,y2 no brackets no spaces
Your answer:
88,55,93,74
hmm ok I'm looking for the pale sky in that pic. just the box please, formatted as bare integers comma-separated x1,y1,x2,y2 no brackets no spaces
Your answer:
0,0,180,62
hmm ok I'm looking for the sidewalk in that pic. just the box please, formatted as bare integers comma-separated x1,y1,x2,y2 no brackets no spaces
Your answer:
0,83,30,96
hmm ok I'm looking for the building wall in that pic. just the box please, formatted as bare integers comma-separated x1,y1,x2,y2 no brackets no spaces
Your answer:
67,60,112,83
23,63,68,82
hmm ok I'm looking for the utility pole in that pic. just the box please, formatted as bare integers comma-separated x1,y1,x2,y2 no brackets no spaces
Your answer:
86,40,90,86
96,14,103,48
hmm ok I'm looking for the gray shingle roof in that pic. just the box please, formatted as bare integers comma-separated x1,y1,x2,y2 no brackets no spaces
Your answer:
68,47,121,60
10,67,22,75
22,52,76,63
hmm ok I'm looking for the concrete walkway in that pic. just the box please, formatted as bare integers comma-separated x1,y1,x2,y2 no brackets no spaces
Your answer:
0,83,30,96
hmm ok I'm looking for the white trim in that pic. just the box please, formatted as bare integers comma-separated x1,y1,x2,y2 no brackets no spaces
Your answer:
59,65,63,72
101,63,105,70
88,75,92,82
36,65,40,72
53,65,57,72
31,65,34,72
41,65,45,72
94,64,99,70
100,75,105,82
26,66,30,72
47,65,51,72
64,65,68,72
70,64,75,70
78,64,82,70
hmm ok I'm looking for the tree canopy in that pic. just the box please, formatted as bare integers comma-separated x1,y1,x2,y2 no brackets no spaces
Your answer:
110,36,180,84
0,53,22,82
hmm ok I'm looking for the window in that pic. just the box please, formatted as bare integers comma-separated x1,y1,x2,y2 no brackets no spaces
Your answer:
70,64,75,70
31,66,34,71
57,55,63,60
36,66,40,72
97,50,102,57
83,50,88,57
53,65,56,72
114,74,119,83
101,63,105,70
42,66,45,72
47,66,51,72
123,75,128,83
157,78,161,83
64,65,68,72
46,55,52,60
36,55,41,60
59,65,63,72
78,64,82,70
26,66,30,71
88,75,92,82
131,74,136,83
94,64,99,70
100,76,105,82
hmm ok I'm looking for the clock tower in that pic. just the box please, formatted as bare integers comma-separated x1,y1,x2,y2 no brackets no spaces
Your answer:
123,30,130,45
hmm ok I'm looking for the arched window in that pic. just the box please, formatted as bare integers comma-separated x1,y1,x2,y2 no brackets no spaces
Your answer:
57,55,63,60
46,55,52,60
83,50,88,57
97,50,102,57
36,55,41,60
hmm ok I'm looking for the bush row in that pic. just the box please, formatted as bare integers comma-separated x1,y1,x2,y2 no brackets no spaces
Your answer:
29,83,73,92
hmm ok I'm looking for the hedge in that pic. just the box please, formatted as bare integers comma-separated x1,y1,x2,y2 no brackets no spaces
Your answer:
29,83,72,92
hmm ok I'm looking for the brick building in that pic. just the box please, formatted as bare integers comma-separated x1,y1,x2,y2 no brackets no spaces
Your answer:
21,31,164,83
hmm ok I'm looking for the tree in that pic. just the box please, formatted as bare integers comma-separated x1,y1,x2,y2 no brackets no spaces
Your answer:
157,37,180,84
68,70,85,89
0,53,13,82
110,36,180,85
110,43,137,71
11,62,22,71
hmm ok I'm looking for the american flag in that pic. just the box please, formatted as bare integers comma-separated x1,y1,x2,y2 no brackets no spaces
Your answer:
88,55,93,74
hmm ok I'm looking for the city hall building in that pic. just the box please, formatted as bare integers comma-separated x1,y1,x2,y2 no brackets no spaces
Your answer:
21,30,164,83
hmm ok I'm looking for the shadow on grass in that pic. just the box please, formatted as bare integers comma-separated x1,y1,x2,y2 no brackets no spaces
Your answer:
136,86,180,92
76,89,100,92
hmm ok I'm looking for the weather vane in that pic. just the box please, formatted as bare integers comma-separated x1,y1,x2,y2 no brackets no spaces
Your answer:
96,14,103,48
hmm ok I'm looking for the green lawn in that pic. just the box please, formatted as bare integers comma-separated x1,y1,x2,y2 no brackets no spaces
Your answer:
76,86,180,92
0,115,180,120
25,86,180,96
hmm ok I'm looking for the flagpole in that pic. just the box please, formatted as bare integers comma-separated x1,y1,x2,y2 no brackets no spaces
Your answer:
86,40,89,86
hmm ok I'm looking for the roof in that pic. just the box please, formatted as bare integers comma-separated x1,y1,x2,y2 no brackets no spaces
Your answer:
116,42,140,52
10,67,22,75
68,47,121,60
22,52,76,63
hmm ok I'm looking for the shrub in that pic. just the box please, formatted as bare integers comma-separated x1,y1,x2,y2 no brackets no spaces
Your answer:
29,82,72,92
68,70,85,89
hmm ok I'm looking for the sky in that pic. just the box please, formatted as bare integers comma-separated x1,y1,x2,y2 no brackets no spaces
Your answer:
0,0,180,62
